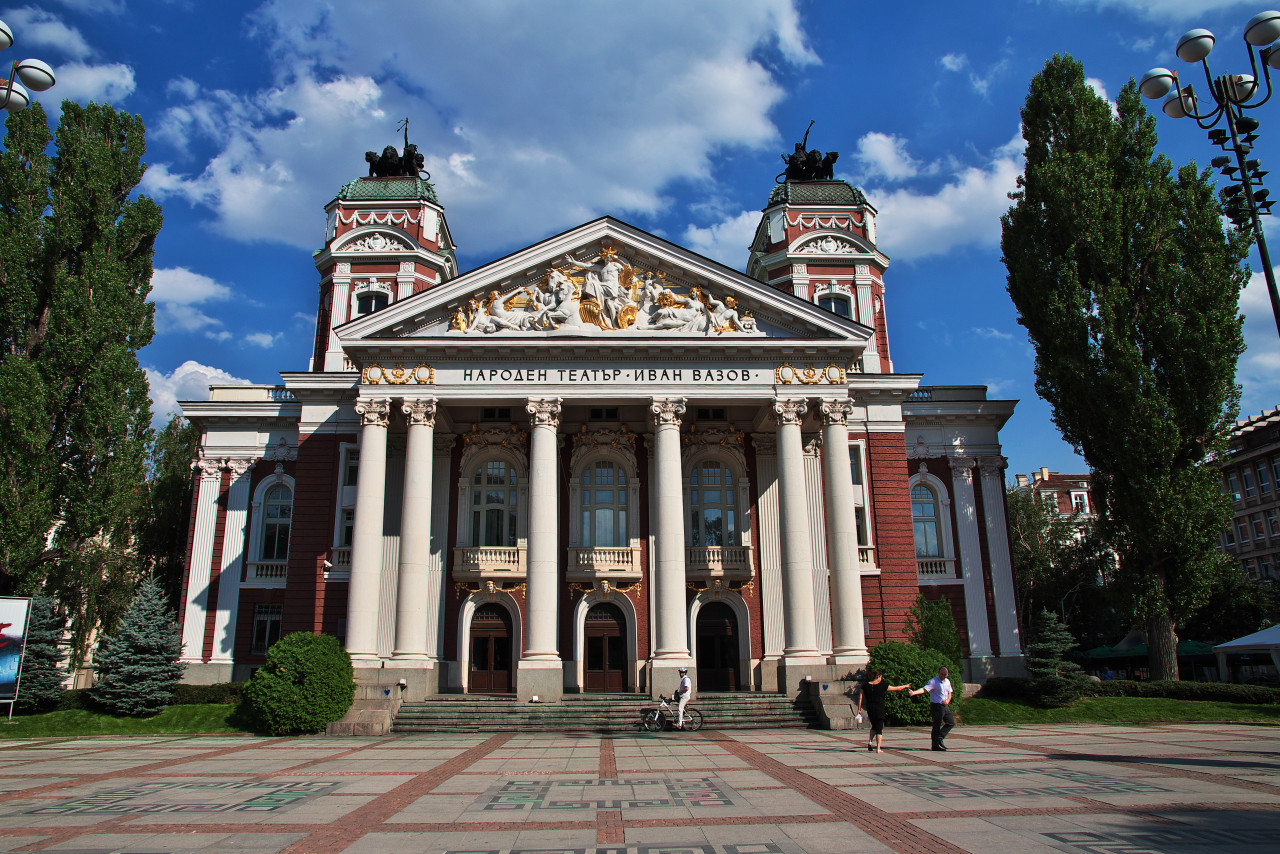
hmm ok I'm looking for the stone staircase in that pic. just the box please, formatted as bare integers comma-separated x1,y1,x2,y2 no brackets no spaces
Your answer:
391,691,819,733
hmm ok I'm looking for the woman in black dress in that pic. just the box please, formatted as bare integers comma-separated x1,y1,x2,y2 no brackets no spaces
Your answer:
855,670,912,753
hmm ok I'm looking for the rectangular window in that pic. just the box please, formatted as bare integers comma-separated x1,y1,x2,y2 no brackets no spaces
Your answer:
1238,519,1251,547
1258,463,1273,495
1071,492,1088,514
1254,513,1267,541
855,507,870,547
1242,558,1256,579
1041,491,1059,512
251,604,283,655
1228,472,1242,502
1224,525,1236,547
1269,509,1280,536
1261,557,1275,579
343,449,360,487
850,444,864,486
340,509,354,548
1273,457,1280,488
1243,469,1256,500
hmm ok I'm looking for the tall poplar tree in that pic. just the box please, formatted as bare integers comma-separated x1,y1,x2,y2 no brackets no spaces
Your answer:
1002,55,1246,680
0,101,161,642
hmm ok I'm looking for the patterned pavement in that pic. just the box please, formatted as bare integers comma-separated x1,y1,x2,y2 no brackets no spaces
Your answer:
0,722,1277,853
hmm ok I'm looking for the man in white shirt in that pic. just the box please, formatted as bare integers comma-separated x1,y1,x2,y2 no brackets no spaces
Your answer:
909,666,954,751
674,667,692,730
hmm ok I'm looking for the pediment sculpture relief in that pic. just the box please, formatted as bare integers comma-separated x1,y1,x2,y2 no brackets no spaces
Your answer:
448,246,760,335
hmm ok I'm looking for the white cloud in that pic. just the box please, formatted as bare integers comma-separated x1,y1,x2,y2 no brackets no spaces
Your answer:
144,360,250,427
853,132,935,183
984,378,1018,397
939,53,967,73
1054,1,1258,20
144,0,817,255
972,327,1014,341
244,331,281,348
166,76,199,101
1238,266,1280,417
2,8,92,58
682,210,760,269
864,131,1024,261
149,267,232,335
49,62,136,104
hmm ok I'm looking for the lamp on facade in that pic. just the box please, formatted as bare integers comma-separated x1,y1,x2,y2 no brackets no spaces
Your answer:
0,19,56,112
1138,10,1280,339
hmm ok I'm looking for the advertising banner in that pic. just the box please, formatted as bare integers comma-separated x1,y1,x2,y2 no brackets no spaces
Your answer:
0,596,33,703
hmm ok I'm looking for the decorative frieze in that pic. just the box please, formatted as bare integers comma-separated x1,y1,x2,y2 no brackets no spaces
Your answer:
361,362,434,385
775,362,845,385
346,233,408,252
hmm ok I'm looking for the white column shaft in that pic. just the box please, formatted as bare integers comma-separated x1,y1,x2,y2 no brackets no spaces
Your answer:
394,399,436,659
181,462,224,663
979,457,1022,656
776,401,820,658
347,398,390,660
653,403,689,658
524,399,561,660
210,461,254,663
821,406,867,661
950,457,994,657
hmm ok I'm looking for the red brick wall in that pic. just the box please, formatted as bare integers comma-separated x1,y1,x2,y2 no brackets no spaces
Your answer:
865,432,918,645
285,433,346,637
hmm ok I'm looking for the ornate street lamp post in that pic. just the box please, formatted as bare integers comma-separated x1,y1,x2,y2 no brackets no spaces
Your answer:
0,18,55,112
1140,10,1280,339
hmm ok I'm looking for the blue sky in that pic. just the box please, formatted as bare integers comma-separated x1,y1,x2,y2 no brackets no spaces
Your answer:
9,0,1280,482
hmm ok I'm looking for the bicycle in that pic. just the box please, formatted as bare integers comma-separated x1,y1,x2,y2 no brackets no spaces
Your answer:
640,694,703,732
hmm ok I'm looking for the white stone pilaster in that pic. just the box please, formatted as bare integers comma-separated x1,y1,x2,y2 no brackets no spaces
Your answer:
181,459,224,663
751,433,785,660
775,398,823,664
821,399,868,664
394,398,437,660
210,458,255,663
950,456,993,657
523,398,562,660
650,398,690,660
347,396,391,662
325,261,352,371
979,456,1022,656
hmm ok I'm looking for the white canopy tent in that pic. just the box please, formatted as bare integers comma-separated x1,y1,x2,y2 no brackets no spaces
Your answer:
1214,624,1280,682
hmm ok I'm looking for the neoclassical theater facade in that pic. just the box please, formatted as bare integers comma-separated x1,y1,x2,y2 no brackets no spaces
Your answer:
178,145,1024,700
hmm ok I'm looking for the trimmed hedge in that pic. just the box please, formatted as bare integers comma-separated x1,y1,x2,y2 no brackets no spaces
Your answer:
171,682,244,705
976,677,1280,705
241,633,355,735
868,641,963,726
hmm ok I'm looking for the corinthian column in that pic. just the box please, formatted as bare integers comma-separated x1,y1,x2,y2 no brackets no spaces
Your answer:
394,397,437,661
518,398,563,701
775,398,823,666
650,398,689,660
950,455,993,660
820,399,868,664
181,459,224,665
211,458,255,665
979,455,1022,659
346,396,391,662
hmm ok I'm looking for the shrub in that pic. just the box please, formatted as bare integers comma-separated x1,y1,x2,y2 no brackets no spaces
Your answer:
171,682,244,705
904,594,964,673
241,633,355,735
16,597,66,712
869,641,963,725
90,580,183,716
1089,679,1280,704
976,676,1033,699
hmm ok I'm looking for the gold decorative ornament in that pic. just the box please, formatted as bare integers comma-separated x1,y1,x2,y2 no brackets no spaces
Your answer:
363,362,435,385
775,362,845,385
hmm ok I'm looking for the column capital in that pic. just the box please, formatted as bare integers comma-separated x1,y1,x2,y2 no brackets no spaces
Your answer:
773,397,808,426
526,397,562,429
819,397,855,426
434,433,456,453
225,457,256,477
402,397,438,427
750,432,777,455
978,455,1008,478
949,455,976,477
649,397,686,428
194,458,224,479
355,396,392,427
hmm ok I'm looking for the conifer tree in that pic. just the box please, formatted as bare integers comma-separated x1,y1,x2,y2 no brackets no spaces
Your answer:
1025,608,1085,681
90,579,182,716
15,596,65,712
1002,55,1246,680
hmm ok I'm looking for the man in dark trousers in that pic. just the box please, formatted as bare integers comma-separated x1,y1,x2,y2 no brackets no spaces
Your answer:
910,666,954,751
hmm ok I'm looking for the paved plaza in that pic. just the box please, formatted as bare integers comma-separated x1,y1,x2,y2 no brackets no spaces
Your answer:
0,722,1278,853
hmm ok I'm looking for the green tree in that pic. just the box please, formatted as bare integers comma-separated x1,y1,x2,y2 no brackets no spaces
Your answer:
15,596,65,712
137,415,199,609
90,578,182,716
904,593,963,673
1180,558,1279,644
1025,609,1088,707
0,101,161,651
1001,55,1246,680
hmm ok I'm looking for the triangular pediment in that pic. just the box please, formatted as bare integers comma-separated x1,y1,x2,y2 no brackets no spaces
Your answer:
336,218,871,354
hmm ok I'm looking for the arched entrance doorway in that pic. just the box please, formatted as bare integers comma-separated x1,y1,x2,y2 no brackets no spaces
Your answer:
584,602,627,691
469,603,513,693
696,601,740,691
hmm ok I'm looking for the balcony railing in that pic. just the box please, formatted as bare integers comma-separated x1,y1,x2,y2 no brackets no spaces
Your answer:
567,546,643,581
326,547,351,580
916,557,958,580
452,546,527,580
245,560,288,586
859,547,874,565
685,545,754,580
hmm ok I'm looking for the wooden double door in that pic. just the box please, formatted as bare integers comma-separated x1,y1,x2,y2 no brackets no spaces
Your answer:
470,603,513,693
584,602,628,692
696,601,741,691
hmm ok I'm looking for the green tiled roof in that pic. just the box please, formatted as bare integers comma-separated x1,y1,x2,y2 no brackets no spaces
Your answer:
767,180,867,207
338,176,440,204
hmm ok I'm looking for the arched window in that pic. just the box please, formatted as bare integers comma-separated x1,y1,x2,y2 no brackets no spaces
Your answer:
471,459,518,547
260,484,293,561
818,293,851,318
581,460,628,547
911,484,942,557
688,460,739,547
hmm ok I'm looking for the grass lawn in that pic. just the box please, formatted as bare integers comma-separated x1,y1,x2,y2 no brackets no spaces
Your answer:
0,704,249,738
958,695,1280,726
